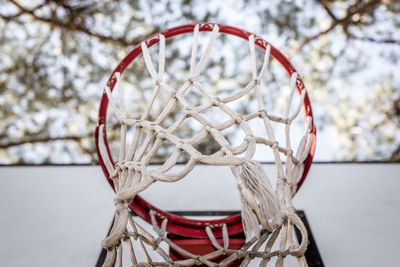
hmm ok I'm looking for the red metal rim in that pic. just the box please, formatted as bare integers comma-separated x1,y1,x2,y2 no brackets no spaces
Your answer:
95,22,317,238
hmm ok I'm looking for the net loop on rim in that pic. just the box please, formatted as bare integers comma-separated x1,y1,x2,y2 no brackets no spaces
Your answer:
97,23,315,266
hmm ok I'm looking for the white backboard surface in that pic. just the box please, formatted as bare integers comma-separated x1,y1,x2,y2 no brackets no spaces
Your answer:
0,163,399,267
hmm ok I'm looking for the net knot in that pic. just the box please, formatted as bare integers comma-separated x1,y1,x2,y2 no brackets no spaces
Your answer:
235,115,244,124
194,256,202,265
121,118,133,125
176,142,184,150
258,109,267,118
114,199,130,213
271,141,279,149
128,164,135,171
153,238,161,250
132,232,139,240
157,130,166,140
114,161,126,171
254,78,261,85
184,106,192,117
120,232,129,241
221,146,230,155
245,135,254,142
170,91,178,100
236,250,246,259
211,97,220,106
204,124,212,132
149,122,157,132
285,149,293,157
132,162,143,172
188,77,195,84
282,206,295,218
134,119,143,128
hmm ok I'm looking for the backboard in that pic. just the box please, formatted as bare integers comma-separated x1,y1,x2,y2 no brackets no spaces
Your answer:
0,163,399,266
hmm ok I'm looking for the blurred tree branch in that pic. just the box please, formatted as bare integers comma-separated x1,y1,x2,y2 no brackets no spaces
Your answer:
316,0,338,21
0,135,88,149
7,0,140,46
352,36,400,45
289,0,392,56
0,11,24,21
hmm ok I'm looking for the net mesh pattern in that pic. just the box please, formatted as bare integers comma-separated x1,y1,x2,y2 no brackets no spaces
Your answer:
98,23,313,266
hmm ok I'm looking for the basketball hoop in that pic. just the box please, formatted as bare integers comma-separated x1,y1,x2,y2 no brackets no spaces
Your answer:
96,23,316,266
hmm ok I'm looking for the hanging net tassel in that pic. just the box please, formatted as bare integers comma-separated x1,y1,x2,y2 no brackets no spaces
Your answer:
102,247,116,267
233,160,282,239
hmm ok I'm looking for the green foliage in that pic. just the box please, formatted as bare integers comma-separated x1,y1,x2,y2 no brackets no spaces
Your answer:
0,0,399,164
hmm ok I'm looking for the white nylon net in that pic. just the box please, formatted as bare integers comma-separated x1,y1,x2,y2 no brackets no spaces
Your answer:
98,23,313,266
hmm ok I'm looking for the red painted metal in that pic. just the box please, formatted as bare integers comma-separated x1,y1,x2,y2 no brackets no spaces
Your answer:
95,23,317,239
